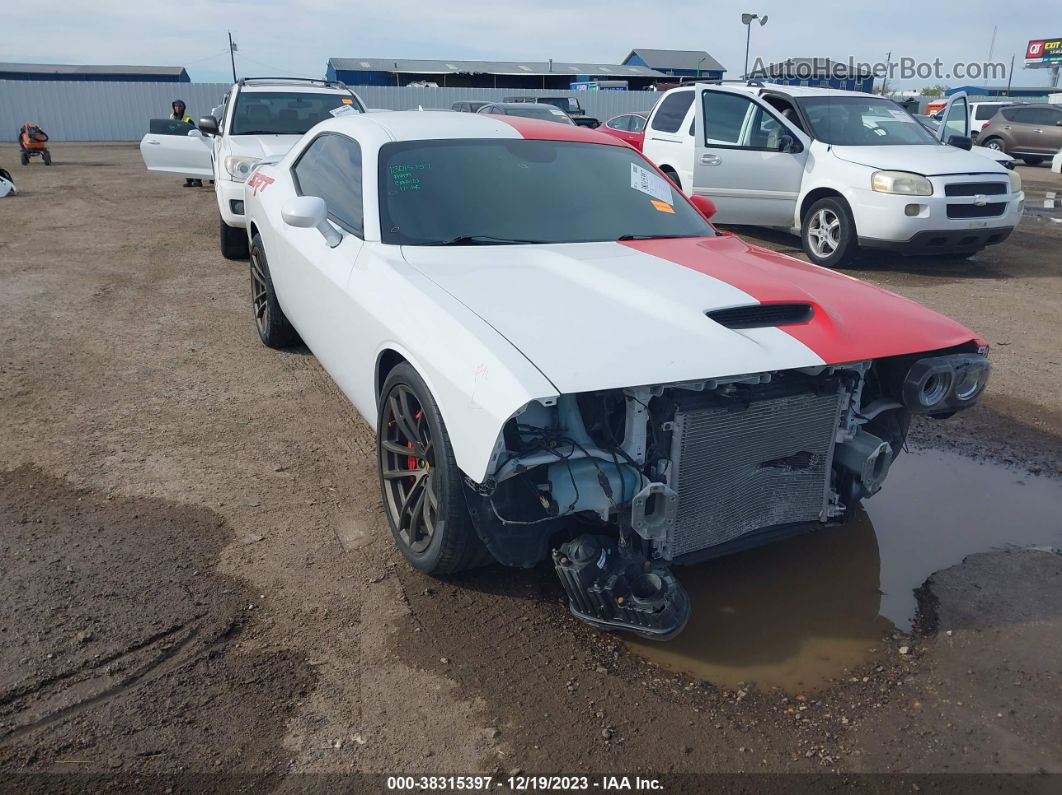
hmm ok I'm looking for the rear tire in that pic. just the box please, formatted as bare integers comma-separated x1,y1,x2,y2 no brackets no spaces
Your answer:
42,151,52,166
248,234,298,349
801,196,858,268
660,166,682,192
20,152,29,166
377,363,489,575
981,137,1005,152
220,216,249,260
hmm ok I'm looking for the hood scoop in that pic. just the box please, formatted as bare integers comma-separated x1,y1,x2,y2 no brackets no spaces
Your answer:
707,302,814,330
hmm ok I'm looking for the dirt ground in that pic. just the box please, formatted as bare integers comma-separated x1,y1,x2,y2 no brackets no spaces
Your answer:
1,143,1060,790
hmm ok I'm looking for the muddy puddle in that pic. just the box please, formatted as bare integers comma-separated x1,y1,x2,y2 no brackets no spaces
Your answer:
629,448,1062,692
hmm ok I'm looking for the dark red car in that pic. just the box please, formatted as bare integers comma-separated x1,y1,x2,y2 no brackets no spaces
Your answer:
599,112,648,151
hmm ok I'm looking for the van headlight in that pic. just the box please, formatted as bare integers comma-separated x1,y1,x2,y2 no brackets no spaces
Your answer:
1008,169,1022,194
871,171,933,196
224,155,260,182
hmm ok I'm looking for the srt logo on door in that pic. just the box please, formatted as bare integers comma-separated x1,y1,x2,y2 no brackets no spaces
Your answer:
247,172,274,197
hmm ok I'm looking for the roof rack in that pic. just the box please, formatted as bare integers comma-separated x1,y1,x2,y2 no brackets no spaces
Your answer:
237,76,347,88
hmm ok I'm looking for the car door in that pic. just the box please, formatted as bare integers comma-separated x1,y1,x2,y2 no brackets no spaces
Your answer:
270,133,366,397
139,119,213,178
692,87,809,227
936,92,970,145
643,89,696,190
1025,106,1062,154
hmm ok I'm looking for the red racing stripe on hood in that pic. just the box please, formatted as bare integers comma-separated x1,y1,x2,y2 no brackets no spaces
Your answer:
492,115,626,145
620,235,980,364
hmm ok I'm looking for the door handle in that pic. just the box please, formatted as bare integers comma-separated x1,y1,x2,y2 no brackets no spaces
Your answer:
147,140,160,145
700,153,721,166
1033,129,1043,134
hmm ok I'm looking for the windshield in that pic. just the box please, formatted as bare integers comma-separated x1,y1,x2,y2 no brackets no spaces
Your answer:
379,140,714,245
231,91,361,135
796,97,940,146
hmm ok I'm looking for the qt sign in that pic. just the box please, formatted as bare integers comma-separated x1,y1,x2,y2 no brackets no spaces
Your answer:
1026,38,1062,65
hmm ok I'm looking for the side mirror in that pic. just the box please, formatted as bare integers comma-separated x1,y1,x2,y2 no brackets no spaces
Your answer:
689,195,717,221
197,116,219,136
947,134,973,151
1056,119,1062,127
282,196,342,247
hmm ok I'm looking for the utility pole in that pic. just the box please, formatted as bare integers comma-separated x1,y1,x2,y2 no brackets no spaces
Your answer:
880,50,891,95
1005,53,1015,96
228,32,237,83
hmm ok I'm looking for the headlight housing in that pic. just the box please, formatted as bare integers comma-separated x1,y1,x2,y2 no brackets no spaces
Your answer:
900,353,990,415
1008,169,1022,194
871,170,933,196
224,155,260,182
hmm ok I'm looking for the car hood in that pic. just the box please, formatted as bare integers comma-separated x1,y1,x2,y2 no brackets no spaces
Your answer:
830,144,1007,175
402,236,978,394
224,134,302,159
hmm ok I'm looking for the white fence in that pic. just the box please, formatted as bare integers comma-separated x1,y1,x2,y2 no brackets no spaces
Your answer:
0,81,662,142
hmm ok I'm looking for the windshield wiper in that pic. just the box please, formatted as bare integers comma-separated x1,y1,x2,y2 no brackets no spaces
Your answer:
616,233,700,241
431,235,547,246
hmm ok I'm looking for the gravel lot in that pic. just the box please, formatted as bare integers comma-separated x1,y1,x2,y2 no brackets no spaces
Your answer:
1,143,1060,786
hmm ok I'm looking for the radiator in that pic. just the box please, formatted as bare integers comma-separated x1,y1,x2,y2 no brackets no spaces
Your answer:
665,387,845,559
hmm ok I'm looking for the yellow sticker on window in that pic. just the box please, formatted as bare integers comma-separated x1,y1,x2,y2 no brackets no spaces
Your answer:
651,199,675,214
341,98,354,104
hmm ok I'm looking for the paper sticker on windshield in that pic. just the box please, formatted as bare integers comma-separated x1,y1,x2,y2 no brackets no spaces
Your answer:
330,104,356,117
631,163,672,204
887,109,916,123
341,98,354,105
650,199,675,214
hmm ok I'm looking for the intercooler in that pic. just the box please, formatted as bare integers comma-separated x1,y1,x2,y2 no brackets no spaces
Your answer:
664,383,845,559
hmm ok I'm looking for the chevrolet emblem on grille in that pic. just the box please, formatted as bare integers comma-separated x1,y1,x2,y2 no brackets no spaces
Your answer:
974,194,988,206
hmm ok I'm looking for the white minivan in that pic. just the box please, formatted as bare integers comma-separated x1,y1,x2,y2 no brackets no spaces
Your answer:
642,84,1024,266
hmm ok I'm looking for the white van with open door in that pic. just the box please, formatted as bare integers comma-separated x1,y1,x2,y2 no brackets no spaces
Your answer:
642,85,1024,266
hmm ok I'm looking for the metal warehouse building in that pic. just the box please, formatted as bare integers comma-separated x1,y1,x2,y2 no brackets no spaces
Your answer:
748,58,873,92
0,62,190,82
326,58,667,90
621,49,726,81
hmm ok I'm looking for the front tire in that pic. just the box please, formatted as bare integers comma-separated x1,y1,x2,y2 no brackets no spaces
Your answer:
220,216,249,260
20,152,29,166
249,234,298,348
377,364,487,575
801,197,858,268
42,150,52,166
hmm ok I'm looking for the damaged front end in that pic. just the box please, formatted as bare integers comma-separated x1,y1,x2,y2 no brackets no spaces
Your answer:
464,347,989,640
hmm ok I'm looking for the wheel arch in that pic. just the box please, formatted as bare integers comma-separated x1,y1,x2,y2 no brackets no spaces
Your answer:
799,187,851,225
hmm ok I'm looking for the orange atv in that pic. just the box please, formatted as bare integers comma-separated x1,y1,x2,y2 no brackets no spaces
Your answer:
19,123,51,166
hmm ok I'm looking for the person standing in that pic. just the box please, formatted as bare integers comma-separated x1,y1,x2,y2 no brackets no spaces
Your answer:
171,100,203,187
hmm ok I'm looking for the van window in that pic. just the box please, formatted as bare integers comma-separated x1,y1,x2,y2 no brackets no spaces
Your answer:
702,92,787,150
651,91,694,133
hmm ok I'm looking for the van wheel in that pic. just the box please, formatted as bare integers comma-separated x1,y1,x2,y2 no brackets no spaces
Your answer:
220,217,249,260
801,197,858,268
660,166,682,192
377,364,490,575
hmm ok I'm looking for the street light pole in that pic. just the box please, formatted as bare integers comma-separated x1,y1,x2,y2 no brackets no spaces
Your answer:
741,13,768,80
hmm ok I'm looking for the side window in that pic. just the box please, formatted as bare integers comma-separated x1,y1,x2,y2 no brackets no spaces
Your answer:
651,91,694,133
1009,108,1036,123
608,115,630,131
1026,107,1061,125
629,115,646,133
943,97,968,138
292,134,363,237
703,92,787,150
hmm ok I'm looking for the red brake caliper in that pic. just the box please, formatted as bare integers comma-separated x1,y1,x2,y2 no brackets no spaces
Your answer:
405,410,424,476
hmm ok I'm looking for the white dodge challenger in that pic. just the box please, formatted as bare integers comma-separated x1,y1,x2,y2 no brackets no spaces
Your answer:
243,111,990,639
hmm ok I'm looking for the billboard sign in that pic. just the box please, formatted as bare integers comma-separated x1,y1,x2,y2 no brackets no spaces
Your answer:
1025,37,1062,67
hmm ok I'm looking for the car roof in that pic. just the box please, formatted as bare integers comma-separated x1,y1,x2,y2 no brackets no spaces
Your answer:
239,83,352,95
667,82,882,101
486,102,566,110
317,109,625,146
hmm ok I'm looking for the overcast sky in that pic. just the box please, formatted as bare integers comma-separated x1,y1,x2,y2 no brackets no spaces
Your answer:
6,0,1057,88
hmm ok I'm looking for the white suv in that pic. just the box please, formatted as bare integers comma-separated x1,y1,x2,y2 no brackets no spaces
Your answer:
642,84,1024,266
142,78,365,259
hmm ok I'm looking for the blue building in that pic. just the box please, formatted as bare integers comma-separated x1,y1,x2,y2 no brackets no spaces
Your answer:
748,58,873,92
0,62,190,82
327,58,666,90
947,84,1062,98
621,49,726,81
